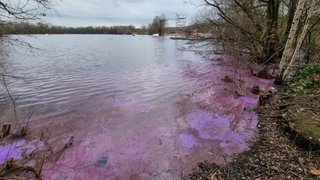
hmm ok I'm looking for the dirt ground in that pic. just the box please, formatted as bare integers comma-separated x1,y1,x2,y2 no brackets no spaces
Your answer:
187,88,320,179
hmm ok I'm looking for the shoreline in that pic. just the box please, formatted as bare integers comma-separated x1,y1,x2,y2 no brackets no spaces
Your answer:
187,91,320,179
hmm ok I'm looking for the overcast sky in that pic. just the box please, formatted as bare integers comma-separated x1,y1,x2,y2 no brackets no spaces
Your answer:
45,0,202,27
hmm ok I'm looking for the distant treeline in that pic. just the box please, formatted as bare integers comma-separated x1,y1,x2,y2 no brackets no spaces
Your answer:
2,22,149,35
1,22,212,35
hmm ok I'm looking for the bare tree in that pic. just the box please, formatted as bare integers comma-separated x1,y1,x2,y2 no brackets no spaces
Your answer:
0,0,53,47
279,0,307,71
201,0,302,63
0,0,52,21
148,14,167,36
200,0,320,82
0,0,53,136
278,0,317,81
0,0,52,74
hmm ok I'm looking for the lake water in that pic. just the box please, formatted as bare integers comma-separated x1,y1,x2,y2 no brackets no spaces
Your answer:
1,35,200,111
0,35,273,179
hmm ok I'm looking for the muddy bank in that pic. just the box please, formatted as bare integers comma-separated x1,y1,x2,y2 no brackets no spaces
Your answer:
187,90,320,179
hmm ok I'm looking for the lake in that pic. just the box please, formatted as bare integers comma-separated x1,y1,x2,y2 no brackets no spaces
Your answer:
0,35,273,179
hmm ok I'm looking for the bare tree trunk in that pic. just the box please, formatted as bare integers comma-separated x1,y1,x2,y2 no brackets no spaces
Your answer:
284,0,298,43
278,0,307,72
262,0,280,62
281,0,316,80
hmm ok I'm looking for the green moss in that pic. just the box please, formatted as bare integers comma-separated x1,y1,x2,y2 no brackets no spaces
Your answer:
286,63,320,94
288,110,320,146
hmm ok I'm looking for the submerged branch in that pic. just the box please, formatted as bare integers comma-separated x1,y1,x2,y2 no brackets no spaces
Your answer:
1,75,18,122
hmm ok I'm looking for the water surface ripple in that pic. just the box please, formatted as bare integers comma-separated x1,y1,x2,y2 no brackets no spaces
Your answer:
0,35,273,179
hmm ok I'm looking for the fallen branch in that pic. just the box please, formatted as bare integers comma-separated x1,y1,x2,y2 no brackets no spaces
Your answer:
0,124,11,138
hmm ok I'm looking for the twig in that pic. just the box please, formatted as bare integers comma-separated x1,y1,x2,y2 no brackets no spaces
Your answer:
296,157,307,176
54,136,74,161
260,115,284,118
1,75,18,122
288,109,299,118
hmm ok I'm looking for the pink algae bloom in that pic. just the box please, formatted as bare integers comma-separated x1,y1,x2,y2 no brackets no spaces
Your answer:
185,109,248,152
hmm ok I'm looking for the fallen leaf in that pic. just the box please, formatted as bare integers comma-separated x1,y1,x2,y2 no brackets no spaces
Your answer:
309,166,320,176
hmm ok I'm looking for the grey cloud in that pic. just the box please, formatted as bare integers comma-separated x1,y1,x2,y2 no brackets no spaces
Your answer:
48,0,198,27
